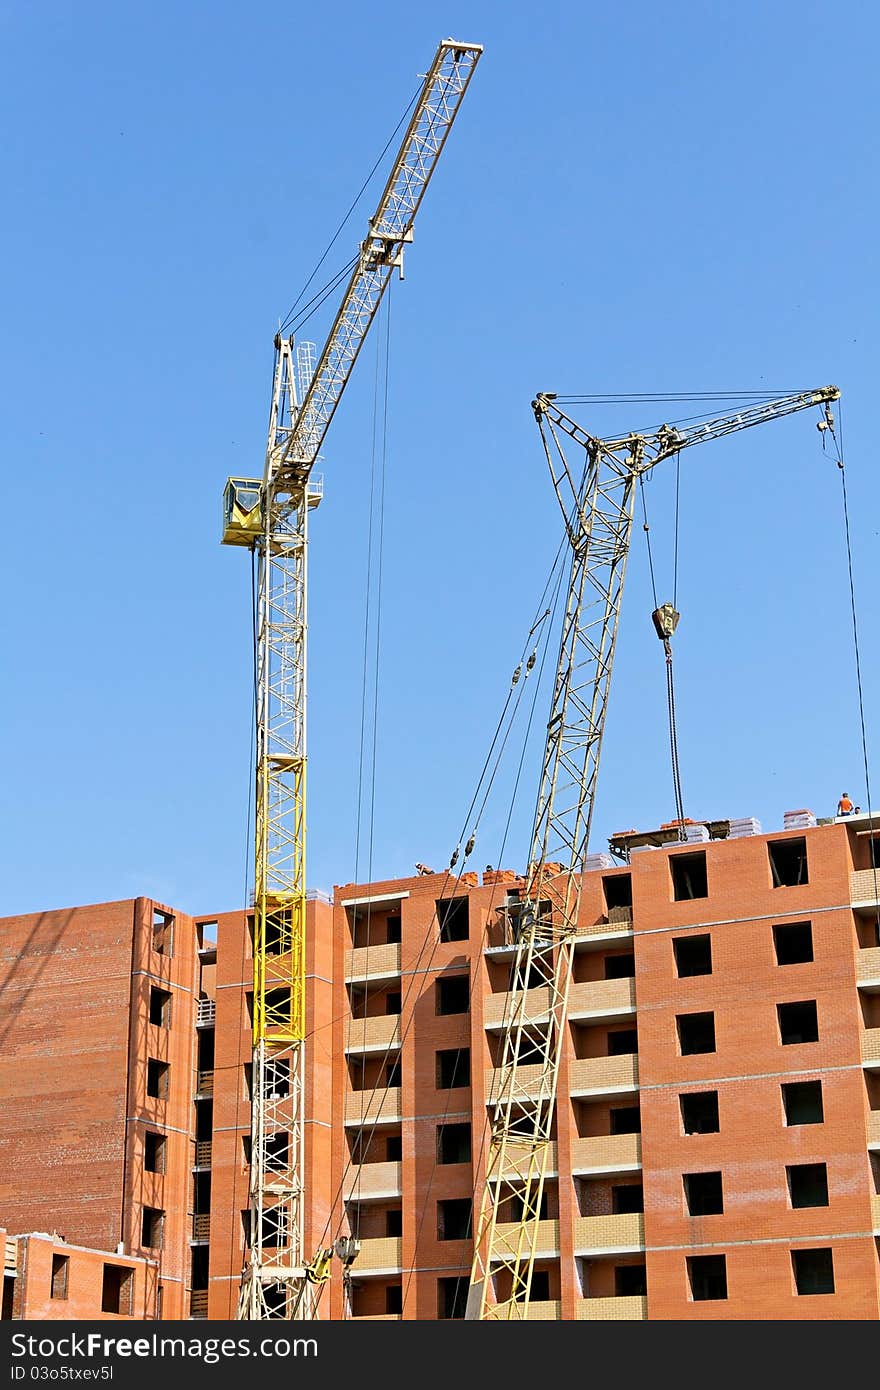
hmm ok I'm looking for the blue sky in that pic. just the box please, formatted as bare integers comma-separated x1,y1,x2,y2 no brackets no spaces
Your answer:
1,2,877,918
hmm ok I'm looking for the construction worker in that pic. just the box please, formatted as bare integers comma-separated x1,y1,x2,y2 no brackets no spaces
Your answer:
838,792,854,816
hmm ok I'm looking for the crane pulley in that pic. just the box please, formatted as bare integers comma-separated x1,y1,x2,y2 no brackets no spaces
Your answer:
222,38,482,1321
466,384,839,1319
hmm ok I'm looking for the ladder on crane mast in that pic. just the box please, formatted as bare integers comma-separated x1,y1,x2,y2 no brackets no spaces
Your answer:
221,38,482,1321
466,385,840,1320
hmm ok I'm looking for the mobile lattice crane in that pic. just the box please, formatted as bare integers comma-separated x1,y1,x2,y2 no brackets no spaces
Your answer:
466,385,840,1319
221,38,481,1320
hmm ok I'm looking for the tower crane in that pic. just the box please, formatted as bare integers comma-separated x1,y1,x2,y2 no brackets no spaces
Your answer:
466,385,840,1319
221,38,481,1320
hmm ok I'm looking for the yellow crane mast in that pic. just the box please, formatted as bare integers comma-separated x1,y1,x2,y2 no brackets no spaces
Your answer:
466,385,840,1319
221,38,481,1320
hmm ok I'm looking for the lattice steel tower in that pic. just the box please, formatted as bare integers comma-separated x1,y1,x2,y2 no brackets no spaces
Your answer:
221,38,481,1320
466,385,839,1319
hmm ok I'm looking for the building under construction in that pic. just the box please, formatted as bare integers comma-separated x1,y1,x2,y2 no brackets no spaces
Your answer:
3,35,877,1327
2,807,880,1321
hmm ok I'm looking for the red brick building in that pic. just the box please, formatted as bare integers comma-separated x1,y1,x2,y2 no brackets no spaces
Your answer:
1,812,879,1319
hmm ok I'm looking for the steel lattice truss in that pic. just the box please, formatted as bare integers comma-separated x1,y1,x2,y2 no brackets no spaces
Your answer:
238,341,314,1320
236,41,482,1320
467,386,840,1319
277,40,482,490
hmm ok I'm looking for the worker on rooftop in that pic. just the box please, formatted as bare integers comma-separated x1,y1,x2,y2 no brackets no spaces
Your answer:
838,792,854,816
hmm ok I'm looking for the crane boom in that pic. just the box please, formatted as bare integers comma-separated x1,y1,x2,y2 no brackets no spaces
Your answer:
276,39,482,491
223,38,481,1321
467,384,839,1320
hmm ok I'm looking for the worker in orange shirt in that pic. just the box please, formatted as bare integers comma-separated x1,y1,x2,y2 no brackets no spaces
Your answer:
838,792,854,816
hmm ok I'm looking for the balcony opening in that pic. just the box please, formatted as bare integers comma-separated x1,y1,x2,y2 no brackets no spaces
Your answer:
436,973,470,1015
787,1163,829,1208
385,991,401,1015
515,1033,548,1065
386,1134,403,1162
385,1209,403,1237
193,1170,211,1215
777,1000,819,1045
604,952,635,979
602,873,633,911
193,1091,212,1142
680,1091,719,1135
670,852,708,901
190,1245,209,1294
773,921,813,965
607,1027,638,1056
792,1247,834,1295
507,1104,553,1141
436,1047,471,1089
101,1265,134,1315
614,1264,647,1297
144,1131,166,1174
769,837,808,887
50,1254,69,1300
673,935,712,978
384,1058,401,1088
146,1059,170,1100
437,1122,471,1165
509,1189,550,1222
676,1012,716,1055
240,1210,252,1249
385,1284,403,1315
197,1029,214,1071
437,1197,472,1241
149,986,172,1028
348,1056,385,1092
245,992,254,1027
141,1206,165,1249
152,910,174,956
347,903,403,949
609,1105,641,1135
438,1275,467,1319
242,1064,253,1101
611,1183,644,1214
683,1171,723,1216
242,1136,252,1167
862,993,880,1028
437,897,469,943
687,1254,727,1301
782,1079,824,1125
508,952,552,991
513,1268,551,1303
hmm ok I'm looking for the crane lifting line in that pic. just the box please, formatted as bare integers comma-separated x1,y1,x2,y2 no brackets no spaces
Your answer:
351,290,393,1238
278,86,422,336
824,408,880,924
